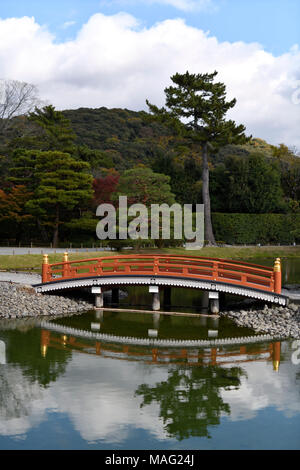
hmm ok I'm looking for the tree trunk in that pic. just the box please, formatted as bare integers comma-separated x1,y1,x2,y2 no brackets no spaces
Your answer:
202,142,216,246
37,219,49,243
52,206,59,248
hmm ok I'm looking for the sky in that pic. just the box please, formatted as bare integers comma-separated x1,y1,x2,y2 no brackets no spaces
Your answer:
0,0,299,148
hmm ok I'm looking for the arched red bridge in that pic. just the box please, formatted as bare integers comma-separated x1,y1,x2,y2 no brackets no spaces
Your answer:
33,254,287,309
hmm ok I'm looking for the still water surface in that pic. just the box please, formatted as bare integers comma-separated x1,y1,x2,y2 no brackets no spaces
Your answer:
0,257,299,450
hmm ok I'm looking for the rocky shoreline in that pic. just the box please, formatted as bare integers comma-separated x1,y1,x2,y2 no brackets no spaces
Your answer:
0,280,300,339
0,281,94,319
220,302,300,339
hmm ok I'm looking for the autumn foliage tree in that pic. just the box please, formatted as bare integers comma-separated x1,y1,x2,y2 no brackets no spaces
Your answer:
0,185,34,242
92,170,120,207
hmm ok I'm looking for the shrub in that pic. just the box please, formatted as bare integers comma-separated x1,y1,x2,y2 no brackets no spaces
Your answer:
212,213,300,244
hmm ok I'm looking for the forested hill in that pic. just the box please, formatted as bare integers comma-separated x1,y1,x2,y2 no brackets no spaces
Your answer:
0,105,298,208
55,107,290,173
0,105,287,175
63,107,164,145
0,104,299,246
0,106,177,174
62,106,175,170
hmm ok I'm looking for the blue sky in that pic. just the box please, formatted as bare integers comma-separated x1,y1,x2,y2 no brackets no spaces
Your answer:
1,0,299,55
0,0,299,147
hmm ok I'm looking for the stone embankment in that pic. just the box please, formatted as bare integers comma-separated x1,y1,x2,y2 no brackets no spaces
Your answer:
0,281,93,319
220,302,300,339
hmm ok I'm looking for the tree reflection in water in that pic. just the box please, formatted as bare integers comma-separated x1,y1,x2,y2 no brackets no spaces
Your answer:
0,325,71,388
135,365,246,440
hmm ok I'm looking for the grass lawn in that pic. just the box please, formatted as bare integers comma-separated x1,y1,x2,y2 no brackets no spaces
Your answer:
0,245,299,273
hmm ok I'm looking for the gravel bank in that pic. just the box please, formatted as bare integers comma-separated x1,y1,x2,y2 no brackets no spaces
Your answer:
0,281,93,319
220,302,300,339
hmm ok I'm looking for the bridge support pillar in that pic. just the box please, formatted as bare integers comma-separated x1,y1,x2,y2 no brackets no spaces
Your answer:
95,293,103,308
209,292,219,314
149,286,160,311
92,287,103,308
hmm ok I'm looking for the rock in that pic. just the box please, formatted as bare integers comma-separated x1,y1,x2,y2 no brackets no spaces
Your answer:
0,281,94,319
17,284,36,294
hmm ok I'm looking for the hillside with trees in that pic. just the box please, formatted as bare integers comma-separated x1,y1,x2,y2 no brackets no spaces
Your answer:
0,77,299,247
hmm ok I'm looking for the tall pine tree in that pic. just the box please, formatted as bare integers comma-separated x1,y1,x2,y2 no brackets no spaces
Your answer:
147,71,250,245
28,105,76,153
26,151,93,247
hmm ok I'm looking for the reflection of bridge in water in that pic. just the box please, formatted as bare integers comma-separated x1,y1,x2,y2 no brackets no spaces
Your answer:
34,254,287,313
40,326,282,371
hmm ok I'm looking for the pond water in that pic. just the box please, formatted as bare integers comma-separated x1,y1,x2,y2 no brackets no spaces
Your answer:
245,257,300,286
0,309,300,449
0,257,299,450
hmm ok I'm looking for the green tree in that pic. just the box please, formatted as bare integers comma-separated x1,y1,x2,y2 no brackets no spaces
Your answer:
114,165,175,206
9,149,39,191
28,105,76,153
272,145,300,210
152,148,203,205
147,71,249,245
25,150,93,247
211,152,284,213
112,166,177,248
8,149,50,242
76,146,113,177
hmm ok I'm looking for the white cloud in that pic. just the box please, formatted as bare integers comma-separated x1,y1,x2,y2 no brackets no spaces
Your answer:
0,13,299,148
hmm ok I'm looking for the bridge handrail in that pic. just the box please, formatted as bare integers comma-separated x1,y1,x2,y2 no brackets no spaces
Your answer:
44,254,274,271
41,254,282,294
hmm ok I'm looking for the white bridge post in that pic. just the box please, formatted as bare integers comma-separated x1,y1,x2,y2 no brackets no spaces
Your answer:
149,286,160,311
209,291,219,314
92,286,103,308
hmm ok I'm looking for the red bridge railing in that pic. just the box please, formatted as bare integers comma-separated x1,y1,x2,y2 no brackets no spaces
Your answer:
42,254,282,294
